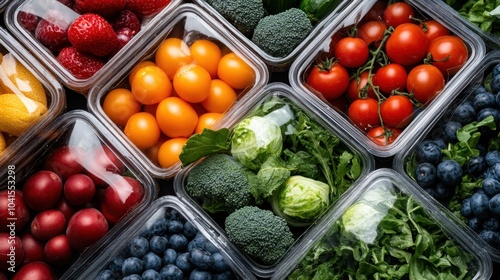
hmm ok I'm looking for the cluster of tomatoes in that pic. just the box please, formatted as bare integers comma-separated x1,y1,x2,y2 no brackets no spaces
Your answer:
305,0,468,145
102,36,255,168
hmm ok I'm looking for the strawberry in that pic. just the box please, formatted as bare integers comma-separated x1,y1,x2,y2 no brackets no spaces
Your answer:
57,47,105,79
18,11,40,33
67,13,119,57
74,0,126,17
125,0,172,18
34,10,71,53
109,9,141,35
57,0,74,8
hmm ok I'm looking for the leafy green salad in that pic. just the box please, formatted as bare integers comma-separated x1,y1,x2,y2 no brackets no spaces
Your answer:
444,0,500,37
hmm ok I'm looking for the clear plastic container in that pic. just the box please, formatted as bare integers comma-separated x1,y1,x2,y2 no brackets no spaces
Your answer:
173,82,375,278
0,26,66,181
0,110,158,279
273,168,493,279
192,0,357,72
0,0,11,13
87,3,269,180
289,0,486,158
393,50,500,263
4,0,182,94
67,195,257,280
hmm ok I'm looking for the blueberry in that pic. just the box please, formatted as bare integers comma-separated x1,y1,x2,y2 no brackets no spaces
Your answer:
123,275,142,280
213,271,235,280
467,156,486,176
151,217,168,236
489,194,500,215
473,85,490,98
184,221,198,239
496,91,500,107
210,252,230,272
142,269,161,280
176,252,193,273
433,138,446,150
168,220,184,233
451,103,476,125
478,230,500,248
436,160,462,187
169,234,188,251
424,187,438,199
492,63,500,78
163,248,177,265
482,217,499,231
107,255,125,273
467,217,482,232
95,269,115,280
160,265,184,280
442,121,462,143
189,269,212,280
482,178,500,196
473,92,496,111
150,236,169,255
477,107,500,123
190,248,214,270
122,257,144,276
140,227,154,239
129,236,150,258
434,182,453,202
415,140,442,164
471,192,490,217
491,74,500,94
143,252,162,271
484,163,500,181
460,198,473,218
415,162,437,188
486,150,500,166
165,208,183,222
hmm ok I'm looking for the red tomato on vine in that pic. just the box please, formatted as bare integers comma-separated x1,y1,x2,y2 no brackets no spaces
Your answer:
334,37,370,68
383,2,415,28
348,97,380,131
347,71,376,101
422,19,450,42
373,63,407,95
380,95,414,128
367,126,401,145
427,35,468,77
407,64,445,104
357,20,387,47
386,23,429,66
306,59,349,100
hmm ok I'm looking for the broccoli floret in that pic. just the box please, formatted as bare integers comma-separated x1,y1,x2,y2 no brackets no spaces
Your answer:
207,0,265,34
185,154,254,213
251,8,313,57
225,206,295,265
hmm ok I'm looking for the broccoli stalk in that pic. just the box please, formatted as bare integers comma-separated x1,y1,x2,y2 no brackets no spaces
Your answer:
225,206,295,265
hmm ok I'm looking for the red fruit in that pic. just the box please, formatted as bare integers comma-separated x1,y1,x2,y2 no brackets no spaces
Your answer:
109,9,141,35
67,13,119,57
84,145,125,187
20,233,46,264
99,176,145,225
64,174,96,207
11,262,56,280
55,198,77,221
0,190,30,232
126,0,172,18
43,145,85,181
109,27,134,57
0,232,24,271
74,0,127,17
18,11,40,33
66,208,108,252
31,210,67,242
44,235,73,265
22,170,63,211
34,10,71,53
57,0,74,8
57,46,106,79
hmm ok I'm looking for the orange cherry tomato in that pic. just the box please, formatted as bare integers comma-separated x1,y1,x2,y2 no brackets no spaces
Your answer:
173,64,212,103
157,137,188,168
156,97,198,138
131,65,172,105
217,52,255,90
195,112,222,134
201,79,237,113
102,88,141,127
128,60,156,85
190,39,222,79
124,112,161,150
155,37,192,80
146,137,167,166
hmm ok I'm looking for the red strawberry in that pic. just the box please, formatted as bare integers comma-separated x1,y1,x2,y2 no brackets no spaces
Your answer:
125,0,172,18
74,0,126,17
109,9,141,35
57,0,74,8
34,10,71,53
18,11,40,33
57,47,105,79
67,13,119,57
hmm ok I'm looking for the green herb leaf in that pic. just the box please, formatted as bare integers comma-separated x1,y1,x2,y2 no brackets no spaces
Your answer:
179,128,231,166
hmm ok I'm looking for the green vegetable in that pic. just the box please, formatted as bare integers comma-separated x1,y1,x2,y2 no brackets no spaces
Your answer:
444,0,500,37
288,183,475,279
263,0,299,14
185,153,255,213
299,0,341,23
230,115,283,171
270,175,330,227
225,206,295,265
252,8,313,57
206,0,265,34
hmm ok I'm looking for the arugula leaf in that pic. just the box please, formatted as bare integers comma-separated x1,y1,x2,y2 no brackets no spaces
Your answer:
179,128,231,166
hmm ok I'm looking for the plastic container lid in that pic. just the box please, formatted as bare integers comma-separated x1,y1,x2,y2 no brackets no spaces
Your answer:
4,0,182,94
67,195,257,280
192,0,357,72
273,168,493,279
393,50,500,263
289,0,486,158
87,3,269,180
173,82,375,278
0,25,66,180
1,109,158,279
